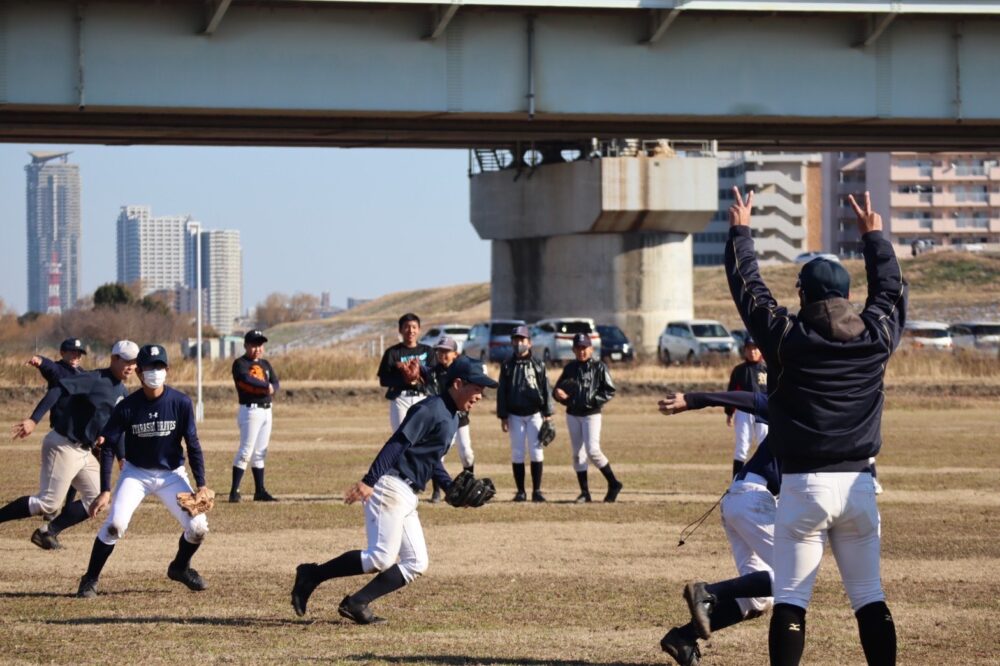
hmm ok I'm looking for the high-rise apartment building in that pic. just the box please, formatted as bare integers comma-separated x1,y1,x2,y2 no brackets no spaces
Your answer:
25,152,81,313
694,152,823,265
199,229,242,335
116,206,200,295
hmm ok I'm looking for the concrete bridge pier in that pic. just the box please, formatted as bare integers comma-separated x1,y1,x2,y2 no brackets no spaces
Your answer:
470,152,719,355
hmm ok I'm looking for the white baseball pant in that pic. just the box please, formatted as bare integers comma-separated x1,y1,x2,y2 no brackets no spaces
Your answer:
566,414,608,472
733,410,769,463
97,462,209,546
451,423,474,469
360,474,428,583
772,472,884,612
27,430,101,519
507,413,544,463
389,394,425,431
234,404,273,470
720,474,777,616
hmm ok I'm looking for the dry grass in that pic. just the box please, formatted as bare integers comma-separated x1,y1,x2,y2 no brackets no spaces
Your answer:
0,391,998,665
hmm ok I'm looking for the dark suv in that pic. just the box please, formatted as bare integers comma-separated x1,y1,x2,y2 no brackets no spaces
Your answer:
595,325,634,363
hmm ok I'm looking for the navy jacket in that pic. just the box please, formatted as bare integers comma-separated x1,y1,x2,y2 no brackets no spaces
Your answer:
36,356,85,388
725,226,907,473
31,369,128,446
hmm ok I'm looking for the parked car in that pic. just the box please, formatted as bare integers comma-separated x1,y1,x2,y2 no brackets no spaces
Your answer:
657,319,737,364
794,251,841,264
595,325,634,363
531,318,601,364
949,321,1000,351
901,321,952,350
419,324,471,354
463,319,526,363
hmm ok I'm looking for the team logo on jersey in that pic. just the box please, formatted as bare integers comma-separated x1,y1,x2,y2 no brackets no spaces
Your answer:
757,371,768,386
148,412,158,419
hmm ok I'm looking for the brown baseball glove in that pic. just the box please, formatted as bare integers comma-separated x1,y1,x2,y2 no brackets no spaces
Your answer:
177,487,215,517
398,359,422,384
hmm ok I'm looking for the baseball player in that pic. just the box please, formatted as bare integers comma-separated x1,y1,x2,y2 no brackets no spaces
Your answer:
426,336,475,503
552,332,622,503
726,188,905,666
377,313,435,431
27,337,88,387
290,356,497,624
657,389,779,666
496,325,554,502
725,337,768,477
3,341,138,550
78,344,209,598
229,329,280,503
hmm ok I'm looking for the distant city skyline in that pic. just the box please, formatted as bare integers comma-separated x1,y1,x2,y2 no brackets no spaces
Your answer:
25,152,81,313
0,144,483,316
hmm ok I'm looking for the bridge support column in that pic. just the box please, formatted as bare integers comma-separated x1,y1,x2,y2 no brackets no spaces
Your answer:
470,152,718,356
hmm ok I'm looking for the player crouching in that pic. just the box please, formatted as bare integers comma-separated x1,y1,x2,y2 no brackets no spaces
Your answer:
77,344,212,598
291,356,497,625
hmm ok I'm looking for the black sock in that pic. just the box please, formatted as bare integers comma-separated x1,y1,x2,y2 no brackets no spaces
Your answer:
0,496,32,524
598,463,618,484
230,466,245,495
512,463,526,494
64,486,77,505
530,461,543,492
85,538,116,580
769,603,807,666
351,564,407,605
706,570,772,601
170,534,201,570
431,479,441,495
576,471,590,495
733,459,745,478
251,467,266,492
709,597,748,632
48,500,89,536
464,464,474,474
315,550,365,583
856,601,896,666
675,622,699,643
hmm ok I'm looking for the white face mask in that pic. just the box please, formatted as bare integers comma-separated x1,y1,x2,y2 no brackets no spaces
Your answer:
142,368,167,389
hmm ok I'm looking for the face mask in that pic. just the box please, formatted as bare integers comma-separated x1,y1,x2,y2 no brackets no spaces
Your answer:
142,369,167,389
515,343,531,356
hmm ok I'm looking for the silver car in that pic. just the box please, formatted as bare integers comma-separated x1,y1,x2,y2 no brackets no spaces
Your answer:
463,319,526,363
531,318,601,364
657,319,737,364
949,321,1000,352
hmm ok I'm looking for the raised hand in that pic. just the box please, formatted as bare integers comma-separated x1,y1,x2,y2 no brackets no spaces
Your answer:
847,191,883,234
657,393,689,416
728,187,754,227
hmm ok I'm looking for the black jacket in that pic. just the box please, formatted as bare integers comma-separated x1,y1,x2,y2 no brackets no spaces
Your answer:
554,358,616,416
496,355,553,419
725,226,907,473
725,360,767,416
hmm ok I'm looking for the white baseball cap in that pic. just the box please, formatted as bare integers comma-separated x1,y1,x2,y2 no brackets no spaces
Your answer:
111,340,139,361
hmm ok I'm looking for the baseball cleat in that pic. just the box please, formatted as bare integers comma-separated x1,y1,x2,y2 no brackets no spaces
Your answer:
512,491,527,503
253,490,278,502
337,595,386,625
291,563,320,617
684,581,716,640
660,627,701,666
31,528,62,551
531,491,547,503
574,492,592,504
228,491,241,503
604,480,624,503
76,575,98,598
168,565,208,591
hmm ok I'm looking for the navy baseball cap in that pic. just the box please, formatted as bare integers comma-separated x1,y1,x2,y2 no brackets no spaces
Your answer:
244,329,268,344
511,325,531,339
572,332,592,348
137,344,169,368
434,335,458,352
798,258,850,303
60,337,86,354
743,337,757,348
445,356,499,389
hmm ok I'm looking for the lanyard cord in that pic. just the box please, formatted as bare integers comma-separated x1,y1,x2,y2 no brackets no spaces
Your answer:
677,490,727,547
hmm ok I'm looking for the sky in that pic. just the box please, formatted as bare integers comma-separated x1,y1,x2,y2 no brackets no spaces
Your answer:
0,144,488,315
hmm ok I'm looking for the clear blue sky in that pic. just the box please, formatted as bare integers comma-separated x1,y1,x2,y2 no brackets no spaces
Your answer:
0,144,488,315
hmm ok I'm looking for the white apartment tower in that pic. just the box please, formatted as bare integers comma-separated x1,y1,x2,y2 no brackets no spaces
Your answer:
199,229,242,335
695,152,823,265
116,206,200,294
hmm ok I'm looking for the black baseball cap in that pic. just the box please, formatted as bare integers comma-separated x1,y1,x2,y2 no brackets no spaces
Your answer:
743,337,758,349
137,344,169,368
511,325,531,340
798,258,851,303
244,329,268,344
60,338,86,354
445,356,499,389
572,332,592,348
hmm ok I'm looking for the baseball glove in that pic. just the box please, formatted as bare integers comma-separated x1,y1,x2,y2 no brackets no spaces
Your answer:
538,420,556,447
445,470,496,508
177,487,215,517
398,359,422,384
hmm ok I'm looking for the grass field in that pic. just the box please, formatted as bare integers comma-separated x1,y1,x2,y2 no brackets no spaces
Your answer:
1,394,998,665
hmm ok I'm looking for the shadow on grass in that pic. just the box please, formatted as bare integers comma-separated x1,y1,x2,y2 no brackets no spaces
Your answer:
0,589,169,599
344,655,653,666
43,615,315,627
